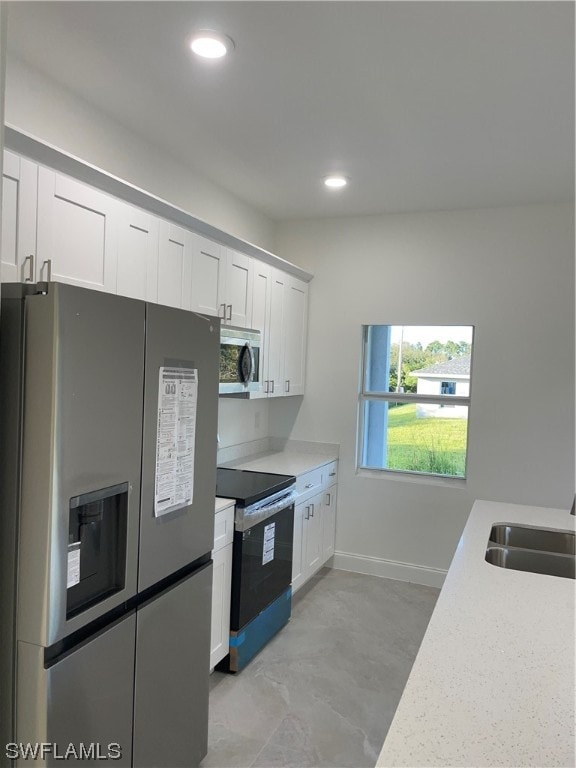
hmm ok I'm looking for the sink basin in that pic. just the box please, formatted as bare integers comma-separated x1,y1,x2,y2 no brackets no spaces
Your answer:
489,523,575,555
485,546,575,579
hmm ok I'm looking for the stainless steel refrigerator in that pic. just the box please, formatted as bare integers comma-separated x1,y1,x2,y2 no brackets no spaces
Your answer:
0,282,220,767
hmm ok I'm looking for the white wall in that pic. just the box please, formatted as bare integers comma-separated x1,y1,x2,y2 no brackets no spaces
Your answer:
273,203,575,578
4,55,275,250
217,397,270,452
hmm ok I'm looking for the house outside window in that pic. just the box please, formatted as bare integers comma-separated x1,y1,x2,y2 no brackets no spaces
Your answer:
358,325,474,478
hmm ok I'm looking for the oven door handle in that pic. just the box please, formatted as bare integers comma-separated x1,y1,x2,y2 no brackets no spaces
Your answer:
236,490,297,532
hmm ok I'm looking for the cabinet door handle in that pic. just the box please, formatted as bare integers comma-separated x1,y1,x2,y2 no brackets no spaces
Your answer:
305,483,313,489
226,304,232,321
304,506,310,520
326,493,331,505
310,503,315,517
264,380,269,394
270,380,275,393
285,380,290,393
329,472,336,477
24,254,35,282
43,259,52,283
219,303,226,319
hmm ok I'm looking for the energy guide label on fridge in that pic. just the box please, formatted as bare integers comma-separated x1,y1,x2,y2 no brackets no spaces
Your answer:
154,367,198,517
262,522,275,565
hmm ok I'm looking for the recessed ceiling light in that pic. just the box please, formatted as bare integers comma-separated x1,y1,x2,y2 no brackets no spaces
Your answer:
189,30,235,59
324,175,348,189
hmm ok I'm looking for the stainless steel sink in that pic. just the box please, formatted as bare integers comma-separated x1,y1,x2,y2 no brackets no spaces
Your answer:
485,545,575,579
489,523,575,555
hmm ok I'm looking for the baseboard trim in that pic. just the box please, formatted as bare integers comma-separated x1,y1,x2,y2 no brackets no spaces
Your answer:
332,551,447,588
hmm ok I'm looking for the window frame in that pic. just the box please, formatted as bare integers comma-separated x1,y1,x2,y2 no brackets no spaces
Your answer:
357,325,474,479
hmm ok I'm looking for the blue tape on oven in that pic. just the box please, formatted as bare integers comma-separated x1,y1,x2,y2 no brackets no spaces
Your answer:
229,587,292,671
229,632,246,648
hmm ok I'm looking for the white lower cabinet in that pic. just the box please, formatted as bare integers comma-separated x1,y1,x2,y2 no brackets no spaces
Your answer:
292,461,339,594
322,484,338,561
303,492,324,576
210,503,234,670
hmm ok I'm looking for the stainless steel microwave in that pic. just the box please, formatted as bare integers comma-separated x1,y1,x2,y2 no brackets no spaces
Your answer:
219,326,261,394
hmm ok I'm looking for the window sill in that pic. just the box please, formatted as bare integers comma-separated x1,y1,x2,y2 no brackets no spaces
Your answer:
356,467,467,489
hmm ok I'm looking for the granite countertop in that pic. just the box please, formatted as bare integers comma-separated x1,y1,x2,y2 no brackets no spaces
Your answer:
220,449,339,477
377,499,575,768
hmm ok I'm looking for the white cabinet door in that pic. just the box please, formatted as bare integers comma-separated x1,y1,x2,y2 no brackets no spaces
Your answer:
321,484,338,562
190,235,225,317
116,203,159,302
1,151,38,284
250,261,273,398
37,167,119,291
210,543,232,670
267,269,286,396
262,270,308,398
224,249,253,327
283,277,308,396
157,221,193,309
291,500,305,594
303,492,323,577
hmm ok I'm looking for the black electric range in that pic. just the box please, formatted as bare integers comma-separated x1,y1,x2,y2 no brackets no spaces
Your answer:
215,467,296,674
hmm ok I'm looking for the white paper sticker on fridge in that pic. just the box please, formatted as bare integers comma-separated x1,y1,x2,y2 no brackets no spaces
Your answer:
262,522,276,565
154,366,198,517
67,543,81,589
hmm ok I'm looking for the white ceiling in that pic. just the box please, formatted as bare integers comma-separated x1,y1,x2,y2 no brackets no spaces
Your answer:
6,1,574,220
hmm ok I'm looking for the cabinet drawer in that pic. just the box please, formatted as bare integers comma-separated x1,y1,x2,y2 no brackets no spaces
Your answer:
213,505,234,552
296,467,323,501
323,461,338,488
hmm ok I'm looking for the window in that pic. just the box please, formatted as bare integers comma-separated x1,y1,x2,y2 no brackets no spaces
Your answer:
358,325,474,478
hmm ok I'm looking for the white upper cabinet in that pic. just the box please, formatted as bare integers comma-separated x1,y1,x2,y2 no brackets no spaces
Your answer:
267,269,287,396
257,268,308,398
250,261,273,398
116,202,159,302
282,277,308,396
2,149,309,393
37,167,119,291
1,151,38,284
190,235,225,317
224,249,253,327
157,221,193,309
189,241,253,326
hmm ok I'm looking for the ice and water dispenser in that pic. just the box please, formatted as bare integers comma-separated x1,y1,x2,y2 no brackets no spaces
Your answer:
66,482,129,618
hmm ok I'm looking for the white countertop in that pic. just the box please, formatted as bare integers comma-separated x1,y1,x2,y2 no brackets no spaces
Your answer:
377,499,575,768
221,449,338,477
214,497,235,514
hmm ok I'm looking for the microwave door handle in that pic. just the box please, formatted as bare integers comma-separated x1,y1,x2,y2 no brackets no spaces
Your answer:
239,343,253,385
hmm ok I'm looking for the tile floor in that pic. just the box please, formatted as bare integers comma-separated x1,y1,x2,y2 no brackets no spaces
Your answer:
202,567,439,768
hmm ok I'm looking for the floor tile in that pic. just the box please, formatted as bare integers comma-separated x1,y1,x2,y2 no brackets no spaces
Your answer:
202,568,439,768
